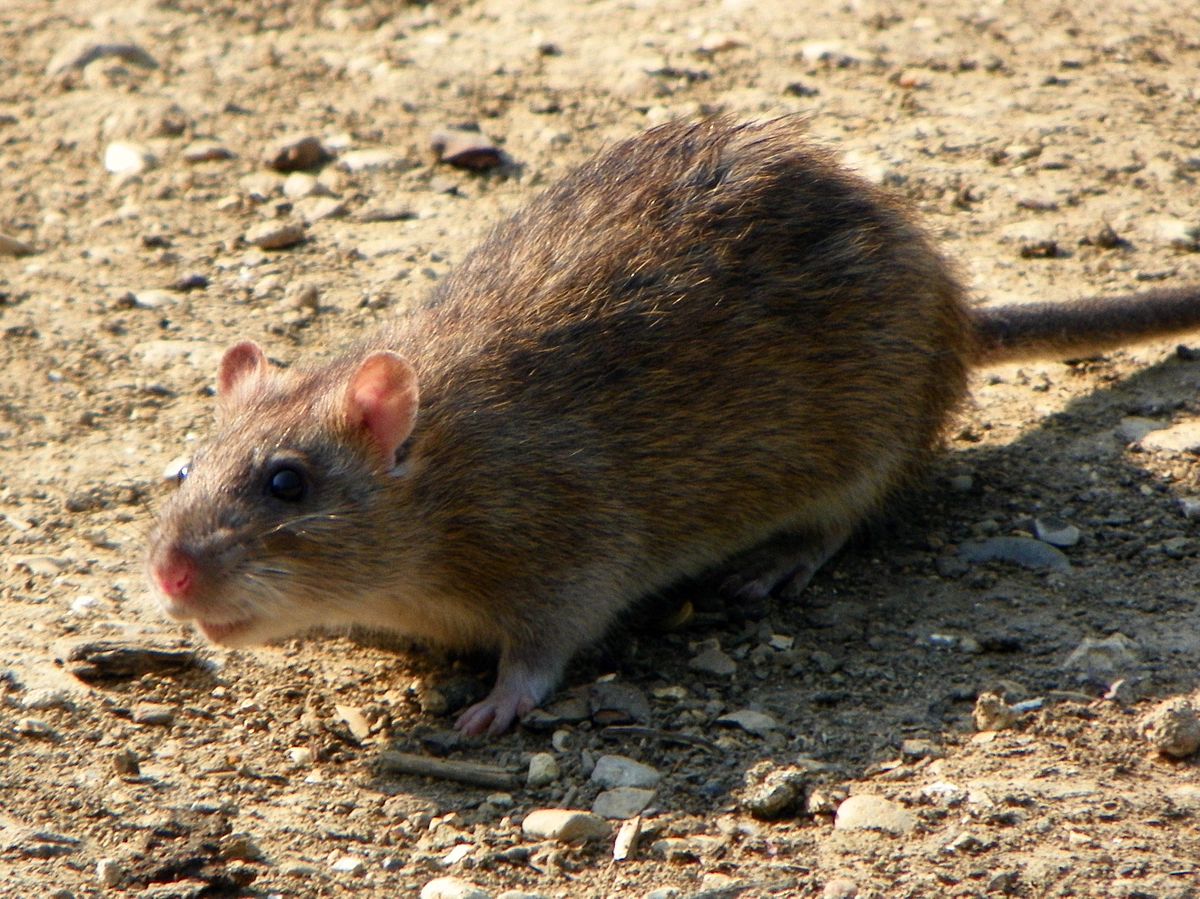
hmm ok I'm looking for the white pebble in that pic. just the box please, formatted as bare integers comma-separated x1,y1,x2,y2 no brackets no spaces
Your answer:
420,875,491,899
104,141,156,175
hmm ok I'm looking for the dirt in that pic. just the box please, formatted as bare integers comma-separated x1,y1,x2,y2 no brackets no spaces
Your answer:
3,0,1200,896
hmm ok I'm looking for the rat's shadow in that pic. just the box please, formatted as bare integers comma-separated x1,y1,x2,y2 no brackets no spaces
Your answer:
365,350,1200,806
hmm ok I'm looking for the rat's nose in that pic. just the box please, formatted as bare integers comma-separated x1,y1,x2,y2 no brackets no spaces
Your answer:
154,546,198,603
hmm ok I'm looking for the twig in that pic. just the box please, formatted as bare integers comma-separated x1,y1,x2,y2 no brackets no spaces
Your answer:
378,750,520,790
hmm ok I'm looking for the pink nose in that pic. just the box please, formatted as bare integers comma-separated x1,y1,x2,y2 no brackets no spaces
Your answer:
155,547,198,602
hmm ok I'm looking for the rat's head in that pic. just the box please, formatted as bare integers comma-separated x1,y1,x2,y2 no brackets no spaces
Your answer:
147,340,421,646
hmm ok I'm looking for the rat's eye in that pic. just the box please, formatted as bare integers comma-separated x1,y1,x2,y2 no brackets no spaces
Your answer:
267,466,306,502
176,463,190,483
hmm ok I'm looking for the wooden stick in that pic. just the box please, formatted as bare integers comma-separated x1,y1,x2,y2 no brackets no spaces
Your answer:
378,750,520,790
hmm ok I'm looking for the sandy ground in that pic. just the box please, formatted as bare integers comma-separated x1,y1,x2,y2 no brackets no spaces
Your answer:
3,0,1200,896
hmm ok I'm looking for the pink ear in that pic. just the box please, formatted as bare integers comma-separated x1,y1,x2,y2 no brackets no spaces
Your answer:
217,341,267,397
345,352,419,466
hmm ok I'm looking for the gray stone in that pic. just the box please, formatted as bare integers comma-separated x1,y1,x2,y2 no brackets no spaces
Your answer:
1033,517,1080,548
590,680,651,724
592,787,655,819
960,536,1070,572
1116,417,1163,443
590,754,661,789
526,752,559,788
1062,633,1139,677
689,640,737,676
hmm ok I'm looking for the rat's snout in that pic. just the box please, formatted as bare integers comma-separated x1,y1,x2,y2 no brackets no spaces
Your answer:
152,545,199,608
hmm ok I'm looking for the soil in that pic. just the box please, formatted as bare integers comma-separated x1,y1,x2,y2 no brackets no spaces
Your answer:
3,1,1200,897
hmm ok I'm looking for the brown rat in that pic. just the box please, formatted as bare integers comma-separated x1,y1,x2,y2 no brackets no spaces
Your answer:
147,117,1200,735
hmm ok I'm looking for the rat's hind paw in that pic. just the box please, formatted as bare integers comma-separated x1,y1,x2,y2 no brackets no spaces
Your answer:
454,655,560,736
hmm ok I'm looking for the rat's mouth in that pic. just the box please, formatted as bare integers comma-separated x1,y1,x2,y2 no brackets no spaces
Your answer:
196,617,258,645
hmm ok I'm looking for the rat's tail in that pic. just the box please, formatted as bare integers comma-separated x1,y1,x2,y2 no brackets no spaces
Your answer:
970,285,1200,365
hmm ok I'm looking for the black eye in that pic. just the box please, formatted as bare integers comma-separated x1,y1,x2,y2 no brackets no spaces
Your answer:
267,466,306,502
176,463,190,483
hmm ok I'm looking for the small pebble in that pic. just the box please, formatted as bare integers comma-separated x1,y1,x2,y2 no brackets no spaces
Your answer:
521,808,609,843
338,148,403,172
221,833,262,861
331,855,365,874
113,748,140,776
823,878,858,899
132,702,175,726
739,762,807,820
296,196,347,223
285,282,320,313
833,794,916,835
288,747,314,767
1140,421,1200,454
589,680,650,725
20,688,73,711
104,141,156,175
96,858,123,888
947,473,975,492
1154,218,1200,252
442,844,472,866
1033,517,1080,548
16,717,57,738
716,708,781,737
590,754,661,789
264,135,328,172
335,704,372,742
183,140,235,163
431,127,503,171
1140,696,1200,758
420,876,491,899
132,289,178,309
283,172,323,198
48,38,157,75
689,640,737,676
526,752,560,788
245,220,306,250
0,232,34,256
973,692,1018,731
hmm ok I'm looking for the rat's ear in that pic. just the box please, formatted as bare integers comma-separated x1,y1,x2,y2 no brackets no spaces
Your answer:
217,341,268,398
345,352,419,468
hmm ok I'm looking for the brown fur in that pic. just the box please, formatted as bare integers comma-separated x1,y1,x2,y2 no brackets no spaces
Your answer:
147,117,1200,733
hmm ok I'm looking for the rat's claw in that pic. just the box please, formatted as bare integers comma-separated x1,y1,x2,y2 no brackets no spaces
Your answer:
455,656,558,736
455,689,538,736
